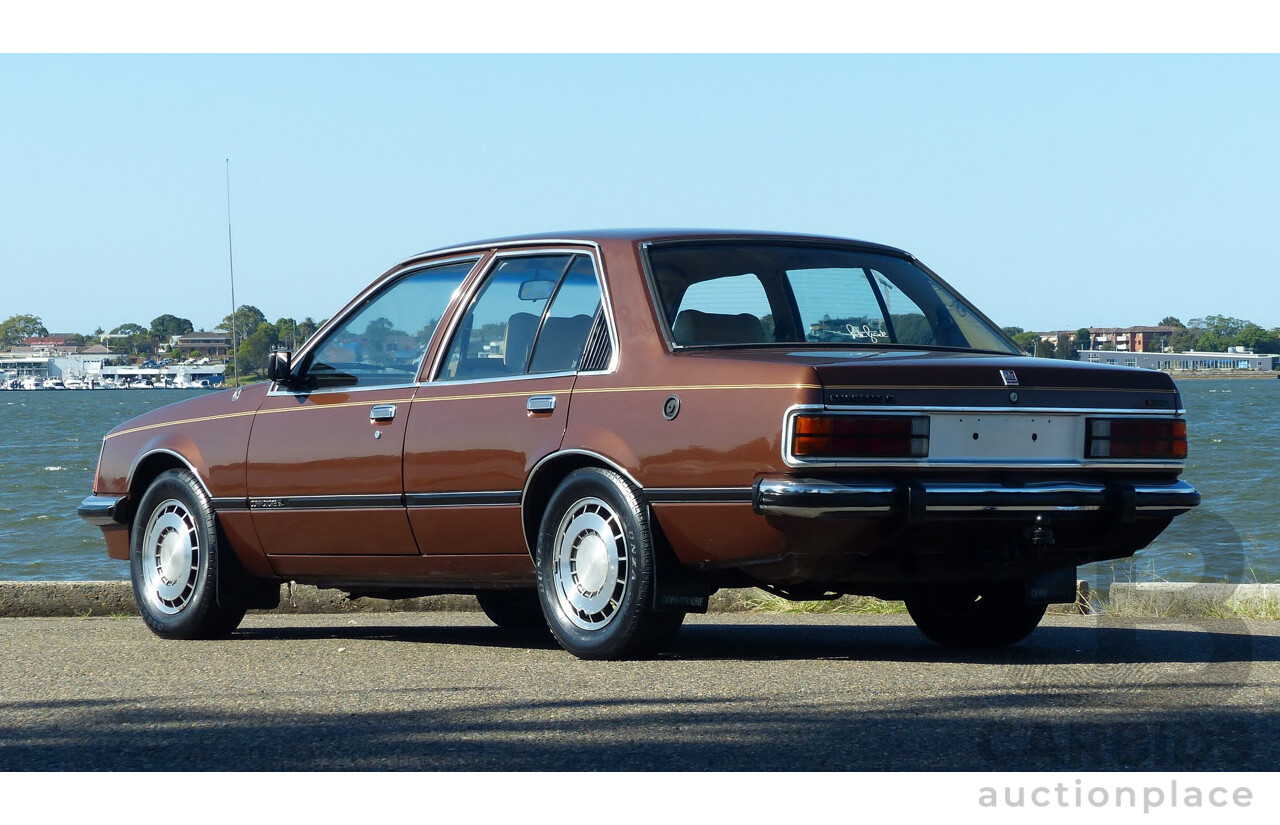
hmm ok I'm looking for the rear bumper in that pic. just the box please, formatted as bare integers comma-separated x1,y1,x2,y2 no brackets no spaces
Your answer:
77,494,131,527
752,478,1200,520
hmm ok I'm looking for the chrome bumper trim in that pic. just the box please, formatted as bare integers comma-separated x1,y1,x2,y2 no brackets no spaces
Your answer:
752,478,1200,519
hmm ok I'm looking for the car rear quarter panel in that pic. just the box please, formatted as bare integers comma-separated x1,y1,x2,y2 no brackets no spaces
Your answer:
564,238,821,566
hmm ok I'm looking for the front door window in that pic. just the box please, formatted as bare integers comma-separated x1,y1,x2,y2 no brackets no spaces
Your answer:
304,259,475,391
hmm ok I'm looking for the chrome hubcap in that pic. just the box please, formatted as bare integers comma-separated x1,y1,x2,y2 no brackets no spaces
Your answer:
552,497,627,630
140,499,201,615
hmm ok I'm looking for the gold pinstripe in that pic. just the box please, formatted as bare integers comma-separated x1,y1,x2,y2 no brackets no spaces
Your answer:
104,397,415,439
105,409,259,439
572,383,822,394
115,380,1134,438
411,388,573,403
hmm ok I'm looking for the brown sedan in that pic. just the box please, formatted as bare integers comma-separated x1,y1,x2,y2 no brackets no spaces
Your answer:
79,230,1199,658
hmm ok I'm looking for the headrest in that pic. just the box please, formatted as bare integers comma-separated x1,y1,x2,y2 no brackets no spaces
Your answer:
672,309,765,345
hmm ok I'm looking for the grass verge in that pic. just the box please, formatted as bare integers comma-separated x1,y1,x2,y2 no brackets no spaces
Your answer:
737,592,907,615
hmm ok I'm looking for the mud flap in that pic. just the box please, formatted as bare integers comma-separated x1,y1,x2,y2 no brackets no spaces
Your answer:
1025,566,1077,604
215,524,282,611
653,567,711,614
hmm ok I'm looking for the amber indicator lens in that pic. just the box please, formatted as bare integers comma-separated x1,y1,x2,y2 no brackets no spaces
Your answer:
793,415,929,458
1087,418,1188,459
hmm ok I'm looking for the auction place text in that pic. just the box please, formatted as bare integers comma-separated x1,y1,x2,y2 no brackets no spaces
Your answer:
979,779,1252,813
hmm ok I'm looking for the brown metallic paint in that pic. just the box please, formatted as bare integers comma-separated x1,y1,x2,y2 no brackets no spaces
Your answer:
267,553,535,586
649,502,790,566
247,387,418,555
95,383,269,498
85,230,1196,598
403,379,574,556
216,511,275,577
406,505,528,556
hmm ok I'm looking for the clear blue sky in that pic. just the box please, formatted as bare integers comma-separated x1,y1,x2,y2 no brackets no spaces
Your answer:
2,54,1277,336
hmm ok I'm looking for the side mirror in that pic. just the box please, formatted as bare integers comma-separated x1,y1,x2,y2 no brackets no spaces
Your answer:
267,350,293,385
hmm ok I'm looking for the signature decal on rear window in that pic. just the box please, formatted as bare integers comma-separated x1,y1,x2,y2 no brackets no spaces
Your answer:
836,324,888,344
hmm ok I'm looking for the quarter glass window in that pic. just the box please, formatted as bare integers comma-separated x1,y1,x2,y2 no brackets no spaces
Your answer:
304,260,475,390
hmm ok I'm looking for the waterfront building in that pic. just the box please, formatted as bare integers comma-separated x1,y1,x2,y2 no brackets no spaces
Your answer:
1079,349,1278,372
170,331,232,358
1037,326,1180,353
0,352,55,383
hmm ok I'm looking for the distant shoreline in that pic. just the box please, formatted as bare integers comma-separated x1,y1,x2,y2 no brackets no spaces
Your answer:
1165,371,1279,380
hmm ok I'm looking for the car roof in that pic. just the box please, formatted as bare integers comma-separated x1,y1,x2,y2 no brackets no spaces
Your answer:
416,229,913,259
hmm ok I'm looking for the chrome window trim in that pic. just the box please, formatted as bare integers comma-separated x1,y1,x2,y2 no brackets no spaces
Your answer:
271,254,484,397
267,381,421,398
780,403,1188,471
637,237,1018,356
426,244,619,383
418,371,579,389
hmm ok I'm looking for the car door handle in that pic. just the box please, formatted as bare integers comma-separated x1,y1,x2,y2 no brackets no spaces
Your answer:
370,404,397,422
526,395,557,413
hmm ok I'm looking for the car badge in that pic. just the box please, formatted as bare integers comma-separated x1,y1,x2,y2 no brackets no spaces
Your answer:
1000,369,1019,386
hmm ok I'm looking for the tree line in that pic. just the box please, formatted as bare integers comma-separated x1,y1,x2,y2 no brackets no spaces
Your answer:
1001,315,1280,360
6,309,1279,373
0,308,324,377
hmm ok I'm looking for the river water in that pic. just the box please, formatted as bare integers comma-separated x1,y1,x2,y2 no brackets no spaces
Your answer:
1,380,1277,584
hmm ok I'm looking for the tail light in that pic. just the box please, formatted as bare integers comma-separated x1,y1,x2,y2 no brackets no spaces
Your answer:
792,414,929,458
1086,418,1187,459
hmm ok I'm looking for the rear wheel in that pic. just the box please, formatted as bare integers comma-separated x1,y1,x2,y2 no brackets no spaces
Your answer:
905,583,1045,648
535,467,684,660
475,589,546,630
130,468,245,639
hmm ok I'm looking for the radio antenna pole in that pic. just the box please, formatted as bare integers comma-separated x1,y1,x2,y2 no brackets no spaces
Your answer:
225,158,239,386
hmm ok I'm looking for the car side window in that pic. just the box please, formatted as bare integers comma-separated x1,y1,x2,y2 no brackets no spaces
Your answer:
528,256,602,374
440,255,574,380
303,260,475,390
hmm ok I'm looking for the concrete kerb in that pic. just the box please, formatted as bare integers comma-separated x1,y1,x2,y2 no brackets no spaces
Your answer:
1106,582,1280,617
1,580,1277,619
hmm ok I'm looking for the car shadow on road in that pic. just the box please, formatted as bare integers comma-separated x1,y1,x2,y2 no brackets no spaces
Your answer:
662,619,1278,666
229,615,1277,666
233,621,563,651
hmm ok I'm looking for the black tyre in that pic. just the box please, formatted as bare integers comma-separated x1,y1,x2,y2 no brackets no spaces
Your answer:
475,589,547,630
130,468,246,639
905,583,1046,648
535,467,684,660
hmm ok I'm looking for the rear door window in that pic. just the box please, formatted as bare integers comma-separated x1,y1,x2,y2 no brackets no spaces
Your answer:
438,253,606,380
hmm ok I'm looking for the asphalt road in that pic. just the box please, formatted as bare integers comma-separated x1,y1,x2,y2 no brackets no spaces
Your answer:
1,612,1277,771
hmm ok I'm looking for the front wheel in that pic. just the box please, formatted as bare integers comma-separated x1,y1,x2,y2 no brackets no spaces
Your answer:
905,583,1046,648
130,468,245,639
535,467,683,660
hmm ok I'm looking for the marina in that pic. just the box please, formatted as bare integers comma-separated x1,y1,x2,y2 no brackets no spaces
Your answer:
3,362,226,390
